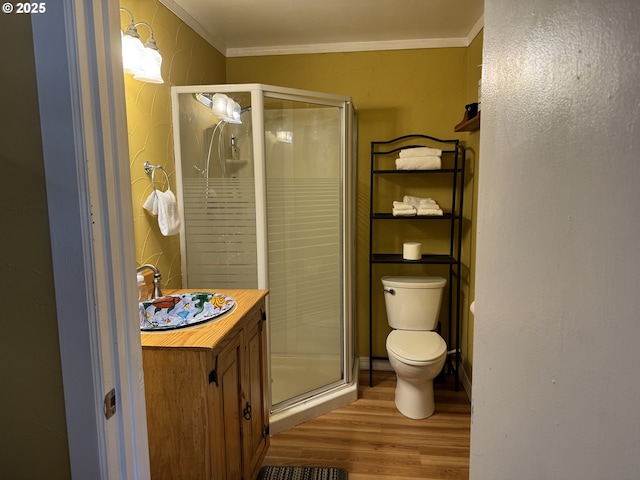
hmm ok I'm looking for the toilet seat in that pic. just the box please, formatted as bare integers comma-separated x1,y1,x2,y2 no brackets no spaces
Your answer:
387,330,447,366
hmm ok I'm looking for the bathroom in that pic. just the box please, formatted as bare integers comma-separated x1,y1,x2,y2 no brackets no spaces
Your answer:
10,0,640,478
124,0,481,395
5,0,479,478
122,0,480,476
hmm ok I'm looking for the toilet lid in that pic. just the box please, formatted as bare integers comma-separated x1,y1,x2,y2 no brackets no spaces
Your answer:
387,331,447,365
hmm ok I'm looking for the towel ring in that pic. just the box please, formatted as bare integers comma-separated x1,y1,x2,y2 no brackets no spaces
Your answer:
144,161,170,191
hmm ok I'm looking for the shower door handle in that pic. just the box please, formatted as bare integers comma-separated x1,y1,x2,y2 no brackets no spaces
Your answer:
243,402,252,420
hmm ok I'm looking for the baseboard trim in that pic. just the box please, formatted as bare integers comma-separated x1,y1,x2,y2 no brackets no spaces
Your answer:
358,356,393,372
458,364,472,401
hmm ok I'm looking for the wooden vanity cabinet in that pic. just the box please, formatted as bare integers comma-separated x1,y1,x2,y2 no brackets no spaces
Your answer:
141,292,269,480
242,311,270,477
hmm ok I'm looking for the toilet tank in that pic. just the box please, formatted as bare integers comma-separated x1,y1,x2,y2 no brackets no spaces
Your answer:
381,276,447,330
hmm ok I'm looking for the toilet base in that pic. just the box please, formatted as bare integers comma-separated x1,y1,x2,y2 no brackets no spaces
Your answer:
394,375,436,419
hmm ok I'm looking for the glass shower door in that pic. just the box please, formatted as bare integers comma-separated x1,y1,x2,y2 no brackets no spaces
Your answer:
263,96,345,409
171,84,356,425
174,90,258,289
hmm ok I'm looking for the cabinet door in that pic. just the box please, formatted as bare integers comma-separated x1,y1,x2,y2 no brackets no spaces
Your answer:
242,306,270,478
209,332,244,479
143,348,211,480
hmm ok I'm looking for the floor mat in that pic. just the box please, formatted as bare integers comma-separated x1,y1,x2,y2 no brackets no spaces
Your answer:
257,465,348,480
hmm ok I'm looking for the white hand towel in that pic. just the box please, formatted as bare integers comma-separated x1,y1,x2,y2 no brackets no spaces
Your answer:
418,206,444,216
156,189,181,236
399,147,442,158
143,191,159,215
392,201,414,210
419,198,437,205
395,156,441,170
392,206,417,216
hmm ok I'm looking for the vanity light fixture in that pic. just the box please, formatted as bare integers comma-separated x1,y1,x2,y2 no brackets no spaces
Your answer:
212,93,242,124
120,7,164,84
193,92,244,124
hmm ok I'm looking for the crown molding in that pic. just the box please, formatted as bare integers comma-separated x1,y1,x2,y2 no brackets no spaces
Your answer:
226,37,470,58
158,0,227,55
467,14,485,44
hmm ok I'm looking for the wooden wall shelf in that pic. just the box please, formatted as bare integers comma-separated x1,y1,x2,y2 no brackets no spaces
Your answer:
454,111,480,132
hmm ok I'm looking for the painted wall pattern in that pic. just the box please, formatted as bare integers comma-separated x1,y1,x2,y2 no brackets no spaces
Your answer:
121,0,226,289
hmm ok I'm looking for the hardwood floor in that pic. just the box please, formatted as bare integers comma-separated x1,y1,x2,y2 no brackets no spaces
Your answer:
262,370,471,480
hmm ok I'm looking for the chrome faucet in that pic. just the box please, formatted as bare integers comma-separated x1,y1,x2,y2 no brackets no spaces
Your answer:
136,264,163,299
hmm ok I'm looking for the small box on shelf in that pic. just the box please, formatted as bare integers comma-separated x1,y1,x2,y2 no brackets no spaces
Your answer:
454,103,480,132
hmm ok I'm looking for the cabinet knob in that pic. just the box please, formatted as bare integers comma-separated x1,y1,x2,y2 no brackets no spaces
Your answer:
243,402,252,420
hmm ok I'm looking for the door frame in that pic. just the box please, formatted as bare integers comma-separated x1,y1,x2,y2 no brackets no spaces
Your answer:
32,2,149,478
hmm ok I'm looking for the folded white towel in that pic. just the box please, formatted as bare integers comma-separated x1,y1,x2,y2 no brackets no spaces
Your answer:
399,147,442,158
418,207,444,216
392,201,414,210
392,206,416,216
403,195,440,210
417,204,440,211
395,156,441,170
403,195,420,209
156,189,181,236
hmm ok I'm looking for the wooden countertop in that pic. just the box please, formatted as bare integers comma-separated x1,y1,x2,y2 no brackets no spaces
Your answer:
140,289,268,350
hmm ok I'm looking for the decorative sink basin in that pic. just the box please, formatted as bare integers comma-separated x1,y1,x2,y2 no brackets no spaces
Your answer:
139,292,235,331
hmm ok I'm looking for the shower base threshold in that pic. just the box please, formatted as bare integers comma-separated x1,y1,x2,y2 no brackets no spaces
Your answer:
269,358,359,435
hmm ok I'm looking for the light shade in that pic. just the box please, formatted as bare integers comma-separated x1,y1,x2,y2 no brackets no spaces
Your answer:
133,45,163,84
121,30,145,76
212,93,242,124
226,99,242,124
212,94,229,117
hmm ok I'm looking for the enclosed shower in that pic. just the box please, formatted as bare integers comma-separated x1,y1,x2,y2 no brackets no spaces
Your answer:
170,84,357,432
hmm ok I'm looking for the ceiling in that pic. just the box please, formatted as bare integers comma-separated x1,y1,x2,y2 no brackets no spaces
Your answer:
159,0,484,57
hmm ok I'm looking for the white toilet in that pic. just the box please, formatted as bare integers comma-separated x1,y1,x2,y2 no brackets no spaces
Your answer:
382,275,448,419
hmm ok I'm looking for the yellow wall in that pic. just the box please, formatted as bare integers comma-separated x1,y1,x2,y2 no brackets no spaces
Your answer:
121,0,226,288
227,48,476,371
121,0,482,382
1,15,71,478
460,30,483,381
